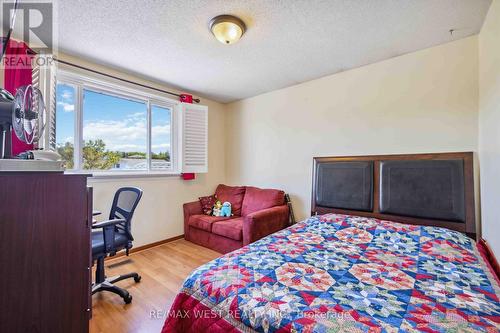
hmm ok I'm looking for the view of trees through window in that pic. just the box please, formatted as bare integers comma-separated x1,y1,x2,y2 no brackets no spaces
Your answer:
56,83,75,167
56,83,172,171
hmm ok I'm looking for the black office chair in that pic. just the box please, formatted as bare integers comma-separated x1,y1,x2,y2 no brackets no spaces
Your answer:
91,187,143,304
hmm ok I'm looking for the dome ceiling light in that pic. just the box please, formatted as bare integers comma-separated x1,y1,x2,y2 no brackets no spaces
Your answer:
209,15,246,45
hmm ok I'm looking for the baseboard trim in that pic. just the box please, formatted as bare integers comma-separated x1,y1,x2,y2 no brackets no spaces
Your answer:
106,234,185,261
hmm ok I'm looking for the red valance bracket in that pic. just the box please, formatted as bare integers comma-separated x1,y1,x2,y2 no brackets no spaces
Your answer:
181,173,195,180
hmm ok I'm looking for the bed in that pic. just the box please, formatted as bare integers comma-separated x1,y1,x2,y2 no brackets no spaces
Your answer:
163,152,500,332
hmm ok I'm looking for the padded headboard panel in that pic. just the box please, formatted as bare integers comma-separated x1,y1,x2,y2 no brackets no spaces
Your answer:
311,152,476,238
315,161,373,211
379,160,465,222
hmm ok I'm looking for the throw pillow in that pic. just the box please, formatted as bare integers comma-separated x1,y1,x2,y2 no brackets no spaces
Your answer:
199,195,216,215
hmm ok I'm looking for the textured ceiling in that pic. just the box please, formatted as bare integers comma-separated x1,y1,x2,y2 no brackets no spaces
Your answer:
55,0,492,103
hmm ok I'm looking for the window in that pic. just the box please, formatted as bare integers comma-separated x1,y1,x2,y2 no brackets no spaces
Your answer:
56,83,76,168
151,105,172,170
55,69,179,175
82,89,148,171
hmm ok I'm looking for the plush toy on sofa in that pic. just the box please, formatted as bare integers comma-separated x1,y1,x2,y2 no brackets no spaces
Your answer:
212,200,223,217
220,202,232,217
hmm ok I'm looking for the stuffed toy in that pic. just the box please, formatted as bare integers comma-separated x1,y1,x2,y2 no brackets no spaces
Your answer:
220,202,232,217
212,200,223,217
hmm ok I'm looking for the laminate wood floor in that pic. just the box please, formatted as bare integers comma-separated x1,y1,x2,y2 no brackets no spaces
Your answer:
90,239,220,333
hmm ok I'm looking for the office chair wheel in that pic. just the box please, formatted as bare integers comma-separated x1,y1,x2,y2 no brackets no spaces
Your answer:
124,294,133,304
134,275,142,283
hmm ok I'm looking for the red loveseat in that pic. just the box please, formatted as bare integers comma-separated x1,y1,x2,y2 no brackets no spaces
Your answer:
184,184,290,253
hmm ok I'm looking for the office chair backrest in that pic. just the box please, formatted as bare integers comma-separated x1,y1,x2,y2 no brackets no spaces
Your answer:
109,187,143,240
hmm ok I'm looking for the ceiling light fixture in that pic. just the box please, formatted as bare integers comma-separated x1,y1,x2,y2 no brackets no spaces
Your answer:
209,15,246,45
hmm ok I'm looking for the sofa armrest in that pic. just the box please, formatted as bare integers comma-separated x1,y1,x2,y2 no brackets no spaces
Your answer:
243,205,289,245
184,201,203,240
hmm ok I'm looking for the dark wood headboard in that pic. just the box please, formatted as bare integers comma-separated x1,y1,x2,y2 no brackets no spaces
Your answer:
311,152,476,238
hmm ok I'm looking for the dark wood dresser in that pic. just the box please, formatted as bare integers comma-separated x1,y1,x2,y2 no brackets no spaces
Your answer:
0,172,91,333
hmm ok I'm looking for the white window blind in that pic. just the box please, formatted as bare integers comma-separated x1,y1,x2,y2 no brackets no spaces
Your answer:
179,103,208,173
33,56,56,150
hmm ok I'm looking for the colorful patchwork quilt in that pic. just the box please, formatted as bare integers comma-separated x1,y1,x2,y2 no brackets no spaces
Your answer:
162,214,500,332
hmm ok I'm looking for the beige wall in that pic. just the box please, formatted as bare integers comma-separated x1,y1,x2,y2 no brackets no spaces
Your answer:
3,24,493,252
57,53,226,247
479,0,500,257
226,37,479,222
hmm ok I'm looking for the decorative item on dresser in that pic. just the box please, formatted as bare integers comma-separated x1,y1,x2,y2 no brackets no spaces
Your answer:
0,171,92,333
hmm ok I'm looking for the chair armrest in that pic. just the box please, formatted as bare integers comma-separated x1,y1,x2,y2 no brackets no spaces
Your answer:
92,218,126,229
183,201,203,240
92,218,126,255
243,205,289,245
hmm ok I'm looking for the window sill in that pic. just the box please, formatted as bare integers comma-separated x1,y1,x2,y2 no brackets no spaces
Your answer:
64,170,182,180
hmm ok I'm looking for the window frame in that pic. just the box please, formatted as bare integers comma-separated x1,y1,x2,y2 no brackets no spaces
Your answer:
56,67,180,177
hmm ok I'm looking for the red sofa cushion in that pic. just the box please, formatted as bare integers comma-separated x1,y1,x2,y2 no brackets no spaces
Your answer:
241,186,285,216
212,218,243,241
215,184,246,216
188,215,230,232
